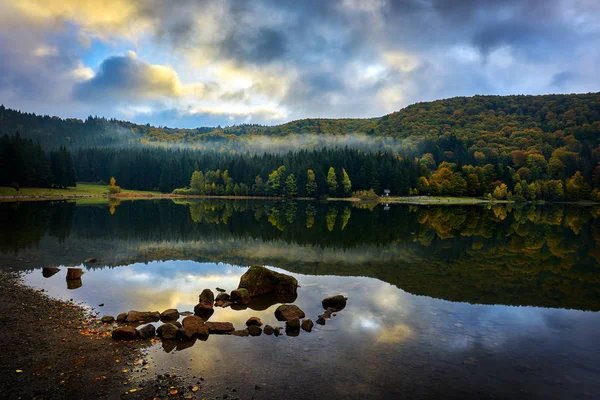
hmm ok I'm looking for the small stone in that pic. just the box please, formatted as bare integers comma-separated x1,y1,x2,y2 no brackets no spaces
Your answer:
274,304,305,321
230,329,249,337
216,287,226,293
301,319,314,332
101,315,115,324
246,317,263,327
204,322,235,334
136,324,156,339
263,325,274,335
321,295,347,311
160,309,180,321
125,310,160,323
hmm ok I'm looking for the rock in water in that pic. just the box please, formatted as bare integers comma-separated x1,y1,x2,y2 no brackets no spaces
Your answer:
66,268,83,280
246,317,263,327
230,288,251,305
285,318,301,336
216,287,226,293
136,324,156,339
101,315,115,324
181,316,209,340
263,325,274,335
248,326,262,336
322,295,347,311
116,313,127,322
317,308,335,325
160,309,180,321
125,310,161,323
274,304,305,321
199,289,215,305
216,292,230,302
301,319,314,332
231,329,249,337
237,266,298,298
204,322,235,334
42,267,60,278
157,323,180,340
112,326,137,341
84,258,97,263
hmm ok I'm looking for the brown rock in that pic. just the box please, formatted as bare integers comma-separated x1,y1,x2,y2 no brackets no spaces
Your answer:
101,315,115,324
112,326,137,341
285,318,300,337
84,258,97,263
214,300,224,307
66,279,82,290
198,288,215,305
230,329,249,337
246,317,263,327
193,304,214,321
322,295,347,311
248,325,262,336
116,313,127,322
263,325,274,335
160,309,180,321
66,268,83,280
136,324,156,339
204,322,235,334
157,323,180,340
216,292,230,302
274,304,305,321
230,288,250,305
180,315,208,339
42,267,60,278
237,266,298,298
126,310,160,323
301,319,314,332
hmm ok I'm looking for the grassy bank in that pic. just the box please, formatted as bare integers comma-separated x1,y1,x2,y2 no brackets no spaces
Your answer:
0,183,160,201
381,196,512,204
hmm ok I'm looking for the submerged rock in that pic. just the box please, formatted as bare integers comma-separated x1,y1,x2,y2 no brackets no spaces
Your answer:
274,304,305,321
42,267,60,278
157,323,180,340
136,324,156,339
204,322,235,334
160,309,180,321
101,315,115,324
246,317,263,327
230,288,251,305
322,295,347,311
125,310,161,323
248,326,262,336
301,319,314,332
237,266,298,298
112,326,137,341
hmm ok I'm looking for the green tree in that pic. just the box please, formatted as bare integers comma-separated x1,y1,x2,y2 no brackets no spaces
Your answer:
190,170,205,193
341,168,352,197
285,174,298,197
306,169,317,197
326,167,337,196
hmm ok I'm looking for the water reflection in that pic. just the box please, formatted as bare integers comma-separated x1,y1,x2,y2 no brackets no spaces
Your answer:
1,199,599,398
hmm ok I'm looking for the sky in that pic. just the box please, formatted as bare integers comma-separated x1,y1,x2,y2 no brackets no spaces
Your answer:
1,0,599,128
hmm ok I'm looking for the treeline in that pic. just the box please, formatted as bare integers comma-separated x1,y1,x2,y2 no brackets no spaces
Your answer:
0,134,76,189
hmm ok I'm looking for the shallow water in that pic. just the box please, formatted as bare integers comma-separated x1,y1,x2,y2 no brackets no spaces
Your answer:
2,200,600,399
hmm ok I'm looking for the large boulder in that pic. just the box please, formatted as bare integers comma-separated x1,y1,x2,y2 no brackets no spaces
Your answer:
230,288,251,305
160,309,180,321
157,323,180,340
136,324,156,339
322,295,347,311
112,326,137,341
274,304,305,321
204,322,235,334
237,266,298,299
125,310,160,323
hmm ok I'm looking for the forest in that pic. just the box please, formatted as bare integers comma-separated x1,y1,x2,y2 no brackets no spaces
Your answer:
1,92,600,200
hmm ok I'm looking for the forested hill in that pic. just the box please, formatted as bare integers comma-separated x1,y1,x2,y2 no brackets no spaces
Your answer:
1,92,599,149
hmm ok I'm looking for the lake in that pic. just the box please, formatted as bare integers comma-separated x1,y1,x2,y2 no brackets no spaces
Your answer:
1,199,599,399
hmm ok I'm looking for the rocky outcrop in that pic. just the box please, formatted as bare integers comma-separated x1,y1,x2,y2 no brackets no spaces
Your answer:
248,326,262,336
42,267,60,278
136,324,156,339
246,317,263,327
274,304,305,321
125,310,160,323
322,295,347,311
112,326,137,341
230,288,250,305
101,316,115,324
301,319,314,332
157,323,180,340
204,322,235,334
237,266,298,299
160,309,180,321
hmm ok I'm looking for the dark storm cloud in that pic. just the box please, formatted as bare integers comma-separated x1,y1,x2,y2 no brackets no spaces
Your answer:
220,27,288,64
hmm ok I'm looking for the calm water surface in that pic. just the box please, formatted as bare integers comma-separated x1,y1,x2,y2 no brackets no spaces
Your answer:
1,200,599,399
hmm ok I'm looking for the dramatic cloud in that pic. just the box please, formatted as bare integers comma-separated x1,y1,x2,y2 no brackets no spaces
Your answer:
1,0,599,127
